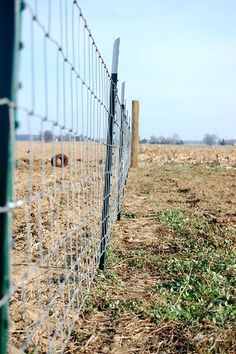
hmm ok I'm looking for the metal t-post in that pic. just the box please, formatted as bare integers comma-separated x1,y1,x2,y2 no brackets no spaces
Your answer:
117,81,125,221
0,1,16,352
99,38,120,270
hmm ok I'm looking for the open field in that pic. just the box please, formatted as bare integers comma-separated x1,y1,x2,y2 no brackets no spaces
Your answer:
65,145,236,353
140,144,236,168
10,140,122,352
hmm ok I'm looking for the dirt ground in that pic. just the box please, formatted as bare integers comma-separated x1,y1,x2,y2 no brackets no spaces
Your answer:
10,141,112,352
8,144,236,353
66,145,236,354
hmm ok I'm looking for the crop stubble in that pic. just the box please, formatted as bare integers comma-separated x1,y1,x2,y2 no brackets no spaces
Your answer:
9,144,236,353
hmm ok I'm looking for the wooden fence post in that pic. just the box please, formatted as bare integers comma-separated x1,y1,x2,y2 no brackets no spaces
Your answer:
131,100,139,168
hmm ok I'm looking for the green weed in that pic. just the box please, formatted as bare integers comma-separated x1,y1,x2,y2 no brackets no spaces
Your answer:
121,210,138,219
155,209,189,233
127,249,149,268
150,208,236,327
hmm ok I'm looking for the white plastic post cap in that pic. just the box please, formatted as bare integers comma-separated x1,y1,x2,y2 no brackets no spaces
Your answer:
111,38,120,74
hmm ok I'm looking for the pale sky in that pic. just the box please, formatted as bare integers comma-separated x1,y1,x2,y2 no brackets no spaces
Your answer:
18,1,236,141
79,0,236,140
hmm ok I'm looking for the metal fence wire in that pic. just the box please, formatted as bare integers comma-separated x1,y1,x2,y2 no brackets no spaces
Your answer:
0,1,131,352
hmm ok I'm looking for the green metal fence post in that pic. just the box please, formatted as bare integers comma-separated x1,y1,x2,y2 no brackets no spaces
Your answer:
99,38,120,270
117,82,125,221
0,1,20,352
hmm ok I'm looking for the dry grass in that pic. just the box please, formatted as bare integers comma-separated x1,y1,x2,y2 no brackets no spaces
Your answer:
9,144,236,353
140,144,236,168
65,145,236,354
9,141,113,352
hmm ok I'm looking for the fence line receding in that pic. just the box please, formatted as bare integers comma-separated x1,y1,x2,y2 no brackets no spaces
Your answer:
0,0,131,352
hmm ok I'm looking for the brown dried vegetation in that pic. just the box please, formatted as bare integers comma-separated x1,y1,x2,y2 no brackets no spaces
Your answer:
66,145,236,354
10,144,236,353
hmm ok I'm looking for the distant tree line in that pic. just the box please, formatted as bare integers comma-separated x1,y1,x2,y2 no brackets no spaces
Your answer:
140,134,184,145
139,133,236,146
39,131,89,142
203,133,236,146
16,130,236,146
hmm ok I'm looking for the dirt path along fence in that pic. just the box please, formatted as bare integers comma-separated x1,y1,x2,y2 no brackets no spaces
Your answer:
0,1,131,352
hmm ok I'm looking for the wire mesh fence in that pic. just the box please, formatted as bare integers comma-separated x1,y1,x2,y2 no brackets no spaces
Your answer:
0,1,131,352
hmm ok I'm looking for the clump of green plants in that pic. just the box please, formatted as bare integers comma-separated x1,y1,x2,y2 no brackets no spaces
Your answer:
121,210,138,219
155,209,189,233
127,249,149,268
150,208,236,329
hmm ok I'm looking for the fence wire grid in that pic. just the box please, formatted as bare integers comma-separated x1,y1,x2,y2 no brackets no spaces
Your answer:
0,0,131,352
